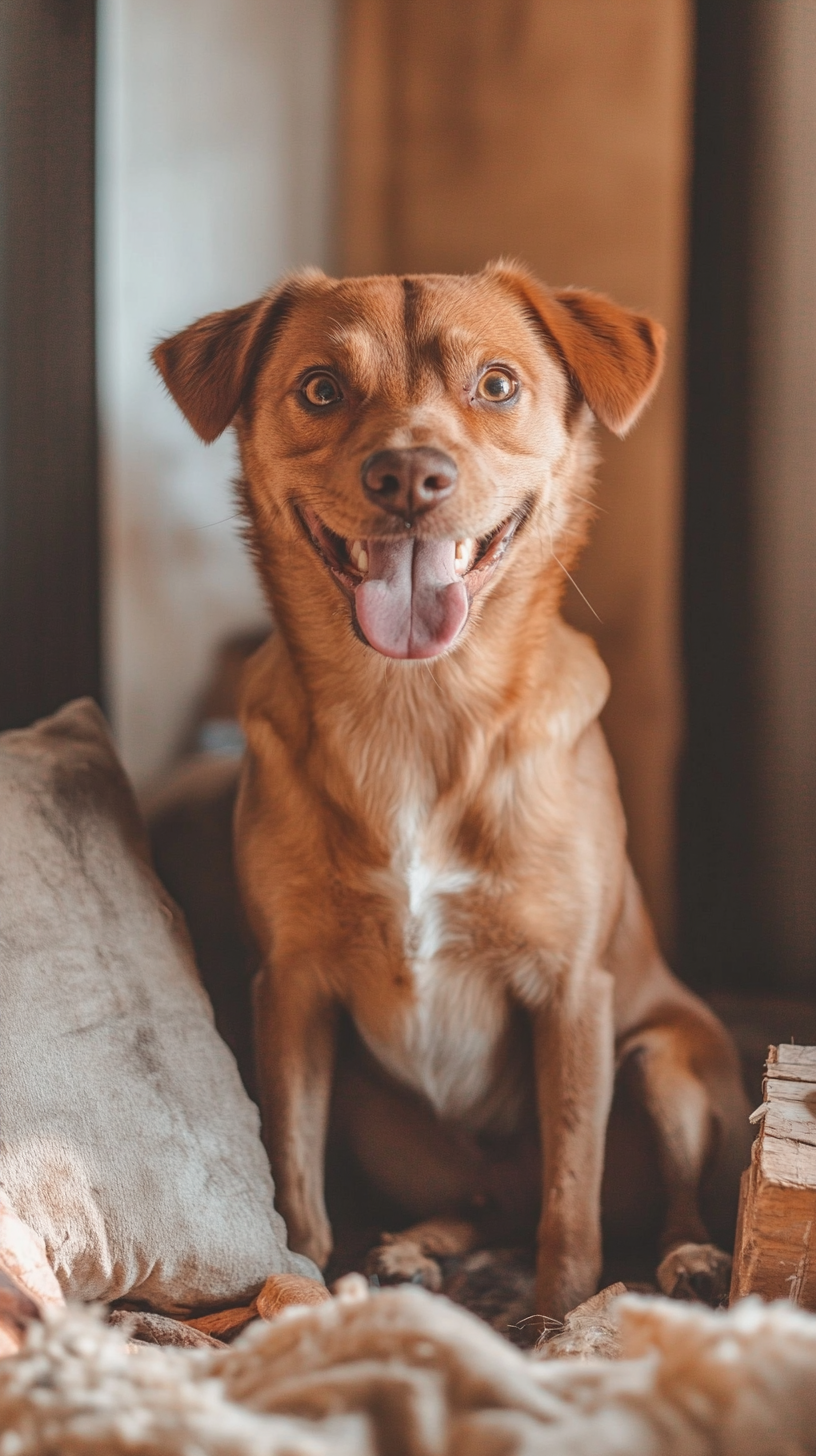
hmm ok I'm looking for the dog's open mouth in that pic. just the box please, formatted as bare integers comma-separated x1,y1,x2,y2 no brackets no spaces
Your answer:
298,505,527,660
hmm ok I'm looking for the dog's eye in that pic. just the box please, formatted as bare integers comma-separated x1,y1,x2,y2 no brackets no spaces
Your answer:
302,373,343,407
476,368,517,402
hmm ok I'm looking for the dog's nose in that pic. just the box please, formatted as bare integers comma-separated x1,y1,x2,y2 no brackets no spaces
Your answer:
361,447,458,522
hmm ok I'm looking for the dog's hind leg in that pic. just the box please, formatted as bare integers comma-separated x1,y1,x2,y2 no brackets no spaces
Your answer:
622,1011,750,1305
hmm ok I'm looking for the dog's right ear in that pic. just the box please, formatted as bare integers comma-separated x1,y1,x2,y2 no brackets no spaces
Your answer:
487,260,665,437
152,274,317,443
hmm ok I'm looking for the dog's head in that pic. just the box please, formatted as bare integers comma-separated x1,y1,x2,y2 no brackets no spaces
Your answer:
153,264,664,663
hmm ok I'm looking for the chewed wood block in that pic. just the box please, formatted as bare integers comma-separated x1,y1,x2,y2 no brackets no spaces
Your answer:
730,1045,816,1307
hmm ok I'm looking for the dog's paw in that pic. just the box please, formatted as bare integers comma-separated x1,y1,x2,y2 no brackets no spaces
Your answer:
365,1236,443,1291
656,1242,732,1306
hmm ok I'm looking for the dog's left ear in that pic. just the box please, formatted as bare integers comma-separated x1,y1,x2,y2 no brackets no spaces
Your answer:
152,271,322,443
488,262,666,437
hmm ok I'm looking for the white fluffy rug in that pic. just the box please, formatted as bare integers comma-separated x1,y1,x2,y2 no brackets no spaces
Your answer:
2,1285,816,1455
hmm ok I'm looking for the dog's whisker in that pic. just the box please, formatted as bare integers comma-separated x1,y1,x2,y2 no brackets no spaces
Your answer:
572,491,606,514
193,513,242,530
552,553,602,623
542,513,602,623
423,661,442,694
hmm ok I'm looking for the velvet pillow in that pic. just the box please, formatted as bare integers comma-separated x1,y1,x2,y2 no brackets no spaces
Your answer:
0,698,317,1312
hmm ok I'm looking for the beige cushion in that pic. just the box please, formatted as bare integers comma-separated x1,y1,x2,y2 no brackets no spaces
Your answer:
0,698,317,1312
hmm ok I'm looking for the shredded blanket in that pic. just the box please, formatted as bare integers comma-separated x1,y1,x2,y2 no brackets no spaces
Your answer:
2,1284,816,1455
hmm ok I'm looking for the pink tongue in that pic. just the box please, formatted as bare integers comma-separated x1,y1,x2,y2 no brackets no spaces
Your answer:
354,538,468,660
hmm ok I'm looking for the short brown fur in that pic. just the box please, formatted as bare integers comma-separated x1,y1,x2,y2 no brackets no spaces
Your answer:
154,264,749,1319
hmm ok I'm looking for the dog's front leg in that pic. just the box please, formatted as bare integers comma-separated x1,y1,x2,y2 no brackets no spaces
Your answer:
533,967,615,1320
253,965,337,1270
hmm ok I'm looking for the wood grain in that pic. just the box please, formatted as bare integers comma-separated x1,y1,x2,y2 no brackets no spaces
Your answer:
730,1046,816,1307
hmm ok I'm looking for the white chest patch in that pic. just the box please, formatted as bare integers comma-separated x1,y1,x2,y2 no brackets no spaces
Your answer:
359,801,510,1120
402,835,472,962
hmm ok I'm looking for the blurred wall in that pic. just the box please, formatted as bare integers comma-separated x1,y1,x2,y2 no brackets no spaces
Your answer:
339,0,692,950
98,0,338,785
750,1,816,986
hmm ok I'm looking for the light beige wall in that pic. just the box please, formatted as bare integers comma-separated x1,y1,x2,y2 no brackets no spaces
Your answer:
98,0,338,785
339,0,693,948
750,1,816,984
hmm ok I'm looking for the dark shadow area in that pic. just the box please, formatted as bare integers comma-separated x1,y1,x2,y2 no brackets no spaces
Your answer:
678,1,762,995
0,0,100,730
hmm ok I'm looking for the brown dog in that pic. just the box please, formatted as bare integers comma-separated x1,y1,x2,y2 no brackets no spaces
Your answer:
153,263,750,1320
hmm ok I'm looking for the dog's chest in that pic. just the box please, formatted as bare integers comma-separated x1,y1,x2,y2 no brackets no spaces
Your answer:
353,802,516,1120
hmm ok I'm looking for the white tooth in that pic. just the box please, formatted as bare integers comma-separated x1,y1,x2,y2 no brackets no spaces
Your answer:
357,548,368,574
454,539,474,572
350,540,363,567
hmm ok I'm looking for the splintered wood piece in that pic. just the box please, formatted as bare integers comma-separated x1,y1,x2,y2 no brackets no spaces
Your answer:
536,1282,627,1360
730,1045,816,1307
